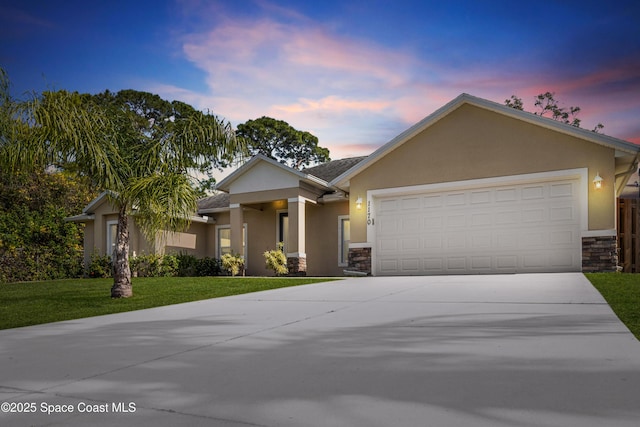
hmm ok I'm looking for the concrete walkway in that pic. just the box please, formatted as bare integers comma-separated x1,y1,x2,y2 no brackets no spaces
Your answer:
1,273,639,427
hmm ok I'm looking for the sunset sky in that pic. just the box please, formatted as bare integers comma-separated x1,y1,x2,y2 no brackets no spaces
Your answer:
2,0,639,163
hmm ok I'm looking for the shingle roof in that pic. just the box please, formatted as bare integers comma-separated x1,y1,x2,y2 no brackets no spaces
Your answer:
302,156,367,182
197,193,230,211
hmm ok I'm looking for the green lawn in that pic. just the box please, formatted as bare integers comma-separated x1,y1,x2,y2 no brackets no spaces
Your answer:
585,273,640,340
0,276,338,330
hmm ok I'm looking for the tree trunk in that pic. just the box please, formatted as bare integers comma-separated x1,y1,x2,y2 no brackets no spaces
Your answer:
111,205,132,298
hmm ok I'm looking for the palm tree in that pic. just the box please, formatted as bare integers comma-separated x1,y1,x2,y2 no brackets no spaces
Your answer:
2,84,244,297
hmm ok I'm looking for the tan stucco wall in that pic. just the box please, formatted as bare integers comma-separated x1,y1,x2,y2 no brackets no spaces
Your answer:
163,222,212,257
349,104,616,242
211,200,349,276
306,201,350,276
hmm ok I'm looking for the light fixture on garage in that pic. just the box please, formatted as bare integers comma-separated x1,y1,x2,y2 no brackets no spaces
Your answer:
356,197,363,210
593,172,603,190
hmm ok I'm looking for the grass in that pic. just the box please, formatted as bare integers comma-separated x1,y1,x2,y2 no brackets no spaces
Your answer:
585,273,640,340
0,276,339,330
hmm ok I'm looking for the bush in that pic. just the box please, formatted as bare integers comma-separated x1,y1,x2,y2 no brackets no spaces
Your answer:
87,251,112,278
264,242,288,276
195,257,223,276
176,253,198,277
84,252,225,279
130,253,179,277
221,253,244,277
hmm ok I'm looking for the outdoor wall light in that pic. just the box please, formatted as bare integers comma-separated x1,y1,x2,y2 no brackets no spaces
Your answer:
593,172,603,190
356,197,363,210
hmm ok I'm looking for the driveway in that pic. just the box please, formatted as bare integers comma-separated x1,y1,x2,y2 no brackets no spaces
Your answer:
1,273,639,427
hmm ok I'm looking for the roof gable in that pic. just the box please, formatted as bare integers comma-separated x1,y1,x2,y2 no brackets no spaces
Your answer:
216,154,332,194
333,93,639,189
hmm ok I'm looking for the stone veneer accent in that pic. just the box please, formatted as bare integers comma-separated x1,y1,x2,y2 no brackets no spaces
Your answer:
287,256,307,276
348,246,372,275
582,236,618,273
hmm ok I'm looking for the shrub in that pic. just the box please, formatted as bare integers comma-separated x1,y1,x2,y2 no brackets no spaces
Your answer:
87,251,112,278
264,242,288,276
196,257,223,276
160,254,179,277
130,253,179,277
176,253,198,277
221,253,244,277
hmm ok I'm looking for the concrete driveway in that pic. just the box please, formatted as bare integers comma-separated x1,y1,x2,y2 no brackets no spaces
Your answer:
1,273,639,427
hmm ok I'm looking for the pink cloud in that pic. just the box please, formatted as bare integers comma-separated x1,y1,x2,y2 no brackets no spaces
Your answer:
274,96,392,114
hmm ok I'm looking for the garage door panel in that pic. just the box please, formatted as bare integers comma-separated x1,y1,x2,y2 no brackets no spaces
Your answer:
424,215,443,229
550,206,576,222
447,214,466,227
550,182,575,197
470,190,491,204
470,232,492,249
401,238,420,251
447,257,467,271
496,188,518,202
423,233,443,249
522,208,546,223
424,258,444,272
471,212,493,226
496,210,520,225
522,185,544,200
471,256,492,269
446,193,466,206
401,217,420,233
401,258,420,271
423,195,443,208
401,197,421,210
379,238,398,253
496,255,518,269
379,258,399,273
375,178,581,275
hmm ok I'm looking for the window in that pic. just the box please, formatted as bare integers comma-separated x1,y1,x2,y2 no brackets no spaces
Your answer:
106,220,118,258
217,225,247,259
338,216,350,266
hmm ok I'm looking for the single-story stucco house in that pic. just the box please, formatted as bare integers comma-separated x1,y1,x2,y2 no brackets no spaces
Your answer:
69,93,640,276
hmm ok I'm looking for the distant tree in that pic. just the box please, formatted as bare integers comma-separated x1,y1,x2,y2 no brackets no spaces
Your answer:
505,92,604,133
1,86,244,297
236,116,330,169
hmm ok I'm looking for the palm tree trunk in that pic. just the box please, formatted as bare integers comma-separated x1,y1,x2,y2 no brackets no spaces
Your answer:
111,205,132,298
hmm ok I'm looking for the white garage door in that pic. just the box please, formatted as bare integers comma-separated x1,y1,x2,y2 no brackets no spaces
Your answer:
374,178,582,275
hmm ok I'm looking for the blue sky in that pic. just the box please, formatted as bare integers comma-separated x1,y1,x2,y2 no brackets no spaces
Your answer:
2,0,640,162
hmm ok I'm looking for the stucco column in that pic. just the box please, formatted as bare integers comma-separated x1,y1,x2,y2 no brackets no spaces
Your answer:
286,196,307,275
230,203,244,256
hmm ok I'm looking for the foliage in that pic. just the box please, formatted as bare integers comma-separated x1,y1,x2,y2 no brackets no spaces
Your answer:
0,170,95,283
195,256,223,276
585,273,640,340
129,253,179,277
87,251,112,278
264,242,288,276
0,77,245,297
505,92,604,133
85,252,226,279
221,252,245,277
175,253,199,277
236,116,330,169
0,277,340,330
